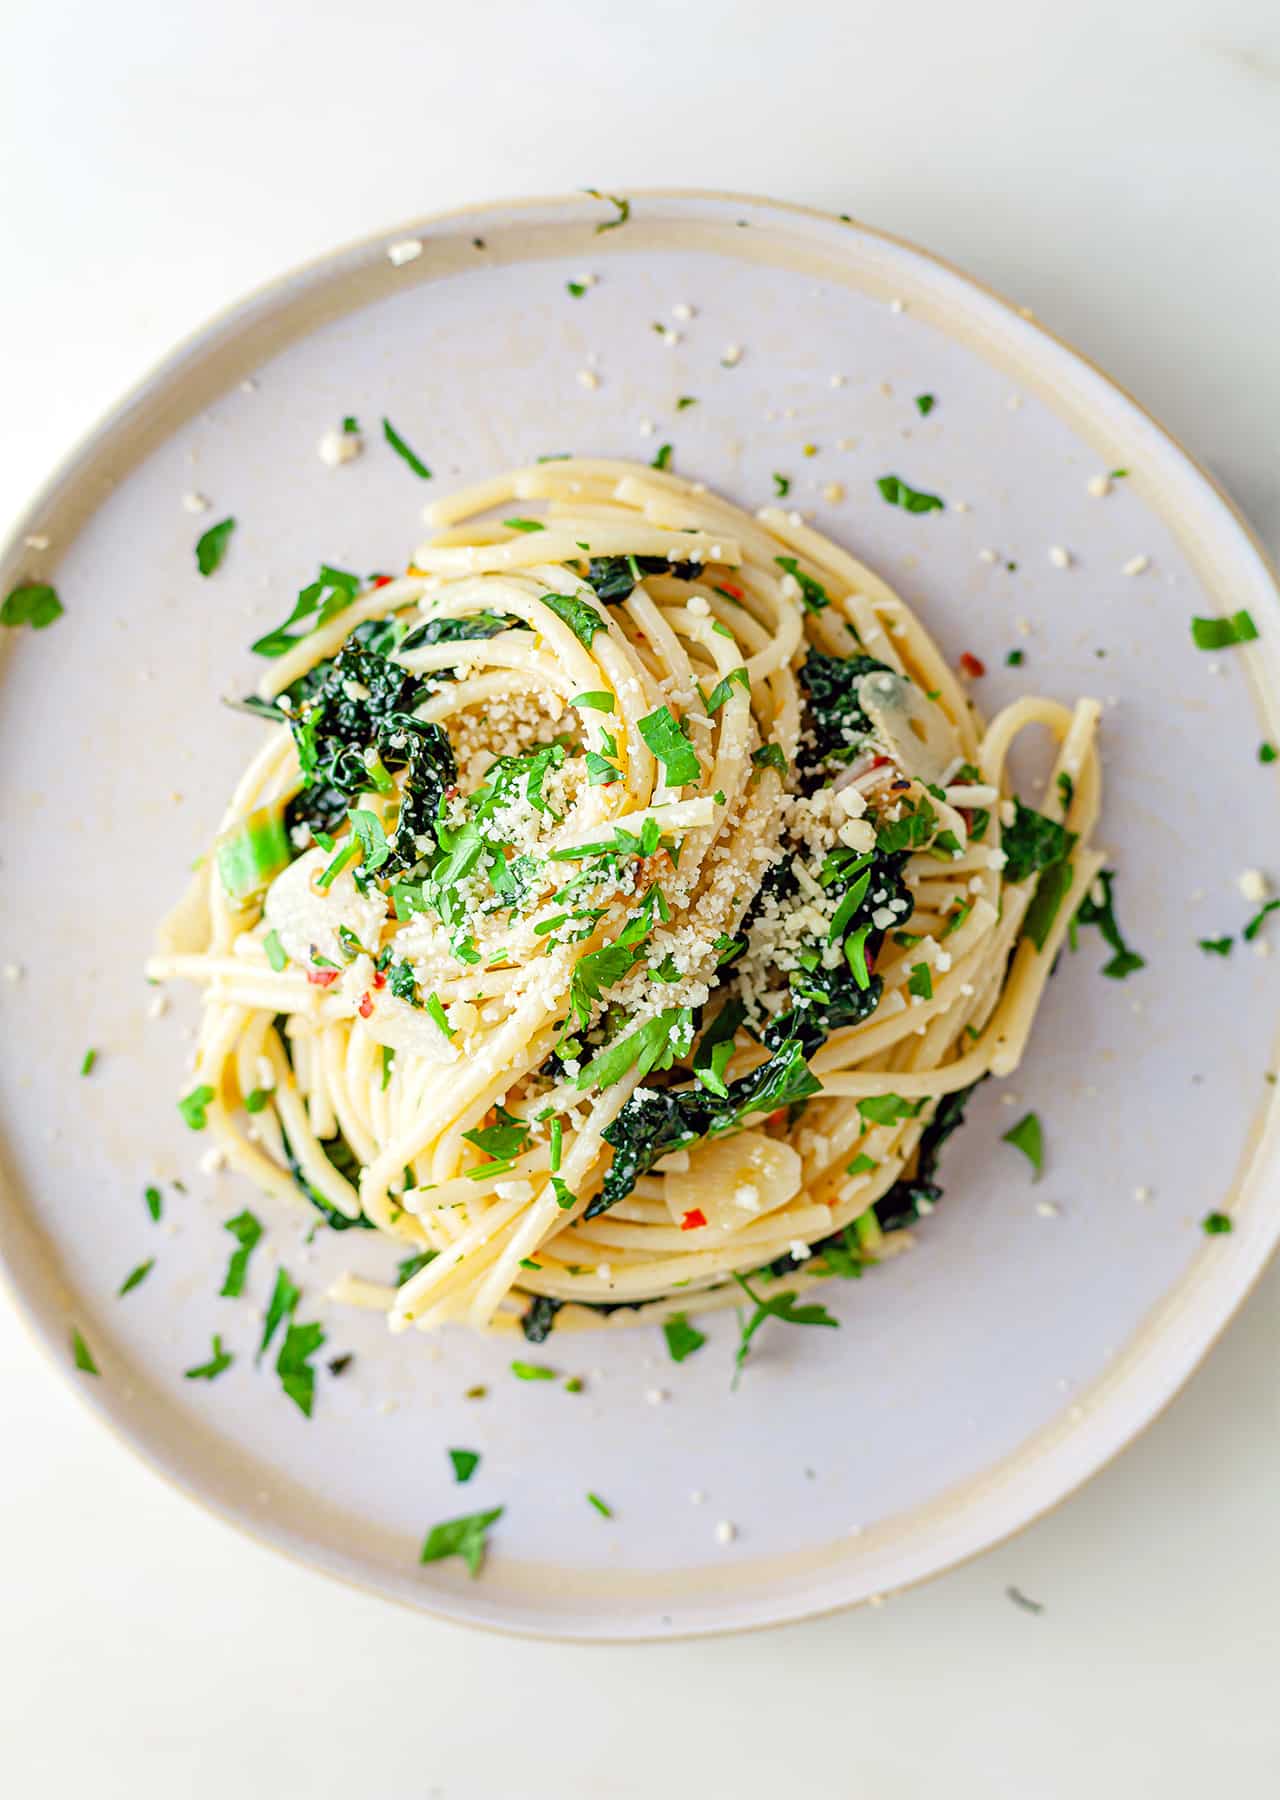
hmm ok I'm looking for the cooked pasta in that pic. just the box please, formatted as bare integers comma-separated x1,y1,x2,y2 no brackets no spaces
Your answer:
148,459,1102,1341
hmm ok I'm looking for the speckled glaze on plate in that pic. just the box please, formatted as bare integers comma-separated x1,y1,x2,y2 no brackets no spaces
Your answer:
2,191,1278,1641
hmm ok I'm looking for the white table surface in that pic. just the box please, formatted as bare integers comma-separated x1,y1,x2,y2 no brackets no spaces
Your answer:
4,2,1280,1793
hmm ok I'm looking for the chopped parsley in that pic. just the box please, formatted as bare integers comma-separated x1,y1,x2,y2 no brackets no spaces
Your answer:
420,1505,504,1576
1001,1111,1043,1177
638,705,701,786
907,963,933,1001
704,667,750,714
381,417,431,479
144,1185,163,1222
585,188,630,232
1190,611,1258,650
262,928,288,971
914,394,935,415
348,807,390,872
571,690,614,712
79,1047,97,1077
249,562,362,659
772,473,791,498
178,1085,215,1130
586,1492,613,1519
1201,1211,1233,1235
396,1251,436,1287
276,1318,326,1416
1006,649,1024,667
1002,800,1074,884
448,1448,481,1484
463,1109,531,1162
578,1006,695,1092
1260,742,1277,764
774,555,830,613
857,1093,918,1126
585,751,622,785
662,1314,707,1363
185,1335,233,1381
876,474,944,513
503,517,545,532
118,1259,155,1297
752,743,788,775
1073,869,1144,978
71,1329,99,1374
424,992,455,1040
676,395,698,411
2,581,63,629
510,1361,557,1381
651,443,673,472
1243,898,1280,942
731,1273,837,1386
847,1153,878,1176
1198,936,1233,957
258,1267,300,1360
195,517,236,576
566,280,587,298
220,1209,264,1297
540,589,606,647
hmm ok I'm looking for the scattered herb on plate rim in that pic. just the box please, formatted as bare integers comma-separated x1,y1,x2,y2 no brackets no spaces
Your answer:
2,581,63,629
1190,611,1257,650
185,1334,233,1380
118,1259,155,1298
877,474,945,513
420,1505,504,1576
1001,1111,1043,1177
195,517,236,576
449,1448,481,1484
663,1314,707,1363
382,417,431,479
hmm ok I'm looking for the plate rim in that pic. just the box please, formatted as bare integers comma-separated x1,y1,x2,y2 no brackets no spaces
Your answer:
3,185,1279,1642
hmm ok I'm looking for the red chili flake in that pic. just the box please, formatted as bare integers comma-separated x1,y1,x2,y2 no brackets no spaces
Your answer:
372,970,387,989
306,967,340,988
959,652,986,679
372,574,394,589
680,1208,708,1231
767,1107,788,1129
719,580,745,600
869,754,891,769
357,992,374,1018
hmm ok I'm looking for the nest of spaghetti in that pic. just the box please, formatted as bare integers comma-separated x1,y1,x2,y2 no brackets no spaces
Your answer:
149,459,1101,1340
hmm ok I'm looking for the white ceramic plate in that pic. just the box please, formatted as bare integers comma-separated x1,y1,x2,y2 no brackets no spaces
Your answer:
3,191,1278,1641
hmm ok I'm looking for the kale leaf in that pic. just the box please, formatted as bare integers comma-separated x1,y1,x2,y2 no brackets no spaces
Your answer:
399,611,524,654
588,1037,821,1218
284,644,456,866
279,1121,375,1231
585,555,702,604
519,1295,564,1343
798,649,893,764
876,1079,982,1230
